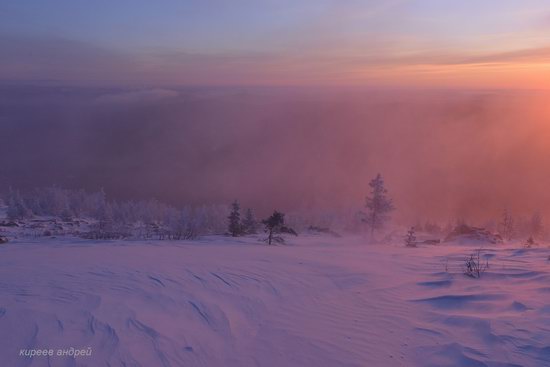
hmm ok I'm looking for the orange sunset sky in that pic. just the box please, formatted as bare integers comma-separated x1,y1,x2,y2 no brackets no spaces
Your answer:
1,0,550,89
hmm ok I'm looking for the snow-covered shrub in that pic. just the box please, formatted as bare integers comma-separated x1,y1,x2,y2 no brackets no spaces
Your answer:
164,208,200,240
463,250,488,278
6,189,32,220
404,227,417,247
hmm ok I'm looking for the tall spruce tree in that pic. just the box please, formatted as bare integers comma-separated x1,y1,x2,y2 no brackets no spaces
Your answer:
227,200,243,237
363,173,395,238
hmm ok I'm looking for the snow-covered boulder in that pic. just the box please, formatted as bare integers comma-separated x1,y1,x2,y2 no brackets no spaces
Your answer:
444,224,502,244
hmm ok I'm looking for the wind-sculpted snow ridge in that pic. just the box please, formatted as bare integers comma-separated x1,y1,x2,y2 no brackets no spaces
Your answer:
0,236,549,366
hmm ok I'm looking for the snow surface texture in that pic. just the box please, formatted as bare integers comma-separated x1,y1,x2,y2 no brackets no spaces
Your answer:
0,236,549,367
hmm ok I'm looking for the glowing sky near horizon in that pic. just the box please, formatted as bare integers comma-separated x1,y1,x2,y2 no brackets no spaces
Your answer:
1,0,550,88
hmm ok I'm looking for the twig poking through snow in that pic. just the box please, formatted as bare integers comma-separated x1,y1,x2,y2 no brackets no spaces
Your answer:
463,249,488,279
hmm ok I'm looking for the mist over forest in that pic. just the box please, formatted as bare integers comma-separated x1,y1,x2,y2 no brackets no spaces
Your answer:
1,84,549,223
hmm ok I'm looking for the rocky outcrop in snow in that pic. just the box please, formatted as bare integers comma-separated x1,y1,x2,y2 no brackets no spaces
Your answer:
444,224,503,244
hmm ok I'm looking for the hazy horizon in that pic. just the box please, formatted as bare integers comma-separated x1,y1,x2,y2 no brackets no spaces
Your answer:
1,83,549,225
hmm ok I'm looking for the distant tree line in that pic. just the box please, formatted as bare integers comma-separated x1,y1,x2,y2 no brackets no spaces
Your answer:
3,187,227,240
7,176,544,244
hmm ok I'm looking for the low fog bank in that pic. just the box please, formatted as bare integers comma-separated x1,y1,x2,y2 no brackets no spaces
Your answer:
1,84,549,223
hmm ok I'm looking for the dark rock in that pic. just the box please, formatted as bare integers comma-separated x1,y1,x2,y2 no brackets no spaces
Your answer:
445,224,502,244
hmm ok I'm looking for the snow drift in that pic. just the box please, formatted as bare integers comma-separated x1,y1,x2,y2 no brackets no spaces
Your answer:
0,236,549,366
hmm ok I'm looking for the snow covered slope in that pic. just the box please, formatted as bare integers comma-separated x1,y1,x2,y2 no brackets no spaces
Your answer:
0,236,549,366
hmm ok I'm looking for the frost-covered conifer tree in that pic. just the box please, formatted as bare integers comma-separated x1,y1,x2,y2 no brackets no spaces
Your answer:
363,174,395,238
499,209,514,241
227,200,243,237
242,208,258,234
6,189,31,220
